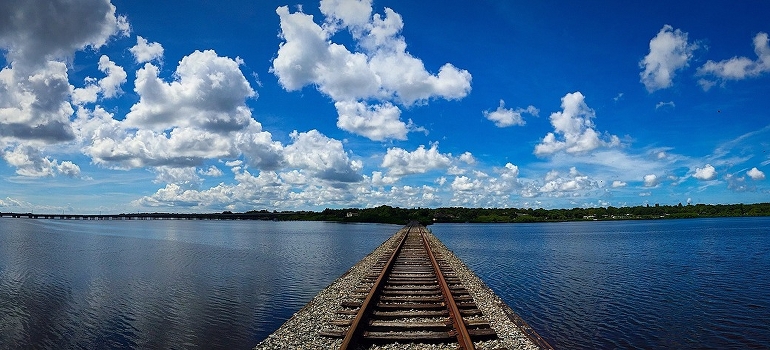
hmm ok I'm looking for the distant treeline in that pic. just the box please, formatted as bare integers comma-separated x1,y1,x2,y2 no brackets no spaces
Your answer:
246,202,770,225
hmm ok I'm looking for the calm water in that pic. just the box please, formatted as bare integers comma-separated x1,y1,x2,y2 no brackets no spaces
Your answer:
1,218,769,349
432,218,770,349
0,219,398,349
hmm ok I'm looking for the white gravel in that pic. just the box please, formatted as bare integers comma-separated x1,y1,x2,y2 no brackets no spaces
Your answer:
254,226,547,350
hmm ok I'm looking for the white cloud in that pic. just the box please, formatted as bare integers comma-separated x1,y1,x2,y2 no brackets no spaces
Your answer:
200,165,224,177
0,61,75,144
334,101,407,141
459,152,476,165
72,55,127,104
76,107,274,169
500,163,519,181
74,51,283,171
644,174,660,187
693,164,717,180
747,167,765,180
125,50,256,131
381,143,452,177
135,168,292,209
320,0,374,30
639,25,696,92
56,161,81,177
2,145,80,177
538,167,596,195
71,82,100,105
0,0,128,68
283,130,362,183
697,32,770,87
655,101,675,109
451,176,480,192
0,0,127,174
153,166,202,188
483,100,538,127
369,171,398,186
271,3,471,140
0,197,28,208
97,55,127,98
130,36,164,63
534,92,620,156
612,180,627,188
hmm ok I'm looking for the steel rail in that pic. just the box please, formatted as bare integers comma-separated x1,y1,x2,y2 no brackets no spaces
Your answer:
419,227,476,350
339,225,411,350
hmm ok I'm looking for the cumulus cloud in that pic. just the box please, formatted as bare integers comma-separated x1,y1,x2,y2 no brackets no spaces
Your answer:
0,0,128,67
125,50,255,131
459,152,476,165
483,100,538,127
72,55,127,104
320,0,374,30
697,32,770,89
693,164,717,180
534,92,620,156
283,130,362,183
134,160,375,210
537,167,597,195
335,101,407,141
747,167,765,180
129,36,164,63
97,55,127,98
200,165,224,177
153,166,202,186
2,145,80,177
451,176,480,192
135,168,291,209
381,143,452,177
74,50,283,171
369,171,398,186
271,2,471,140
644,174,660,187
0,61,75,144
639,25,696,92
500,163,519,181
0,0,128,176
612,180,627,188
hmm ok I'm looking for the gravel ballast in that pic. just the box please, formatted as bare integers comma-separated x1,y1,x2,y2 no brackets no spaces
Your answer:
254,226,547,350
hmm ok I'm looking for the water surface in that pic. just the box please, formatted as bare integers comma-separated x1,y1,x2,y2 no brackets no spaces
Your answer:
0,219,397,349
432,218,770,349
2,217,769,349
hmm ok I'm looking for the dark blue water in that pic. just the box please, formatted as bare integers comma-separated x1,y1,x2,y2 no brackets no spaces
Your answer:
0,219,398,349
431,218,770,349
1,218,769,349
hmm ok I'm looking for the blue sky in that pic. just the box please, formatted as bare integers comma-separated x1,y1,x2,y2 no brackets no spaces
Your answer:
1,0,769,214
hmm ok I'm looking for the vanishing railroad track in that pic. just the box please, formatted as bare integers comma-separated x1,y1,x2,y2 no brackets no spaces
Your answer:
321,223,497,349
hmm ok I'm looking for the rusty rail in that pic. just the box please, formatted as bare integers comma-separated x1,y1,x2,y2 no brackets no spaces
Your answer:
331,223,496,349
339,225,410,349
419,226,475,349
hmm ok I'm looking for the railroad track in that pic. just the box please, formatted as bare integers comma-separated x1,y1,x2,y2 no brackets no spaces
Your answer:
321,223,497,349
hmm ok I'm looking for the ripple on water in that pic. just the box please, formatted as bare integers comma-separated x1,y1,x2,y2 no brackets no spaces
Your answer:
431,219,770,349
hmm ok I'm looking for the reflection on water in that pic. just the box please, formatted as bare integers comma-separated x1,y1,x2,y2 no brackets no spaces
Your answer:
0,219,398,349
432,218,770,349
2,218,769,349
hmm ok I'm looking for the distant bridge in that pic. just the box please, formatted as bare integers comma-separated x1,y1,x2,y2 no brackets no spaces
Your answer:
0,212,294,221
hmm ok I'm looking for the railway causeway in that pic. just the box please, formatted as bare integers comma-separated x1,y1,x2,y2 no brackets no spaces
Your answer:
255,223,552,350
